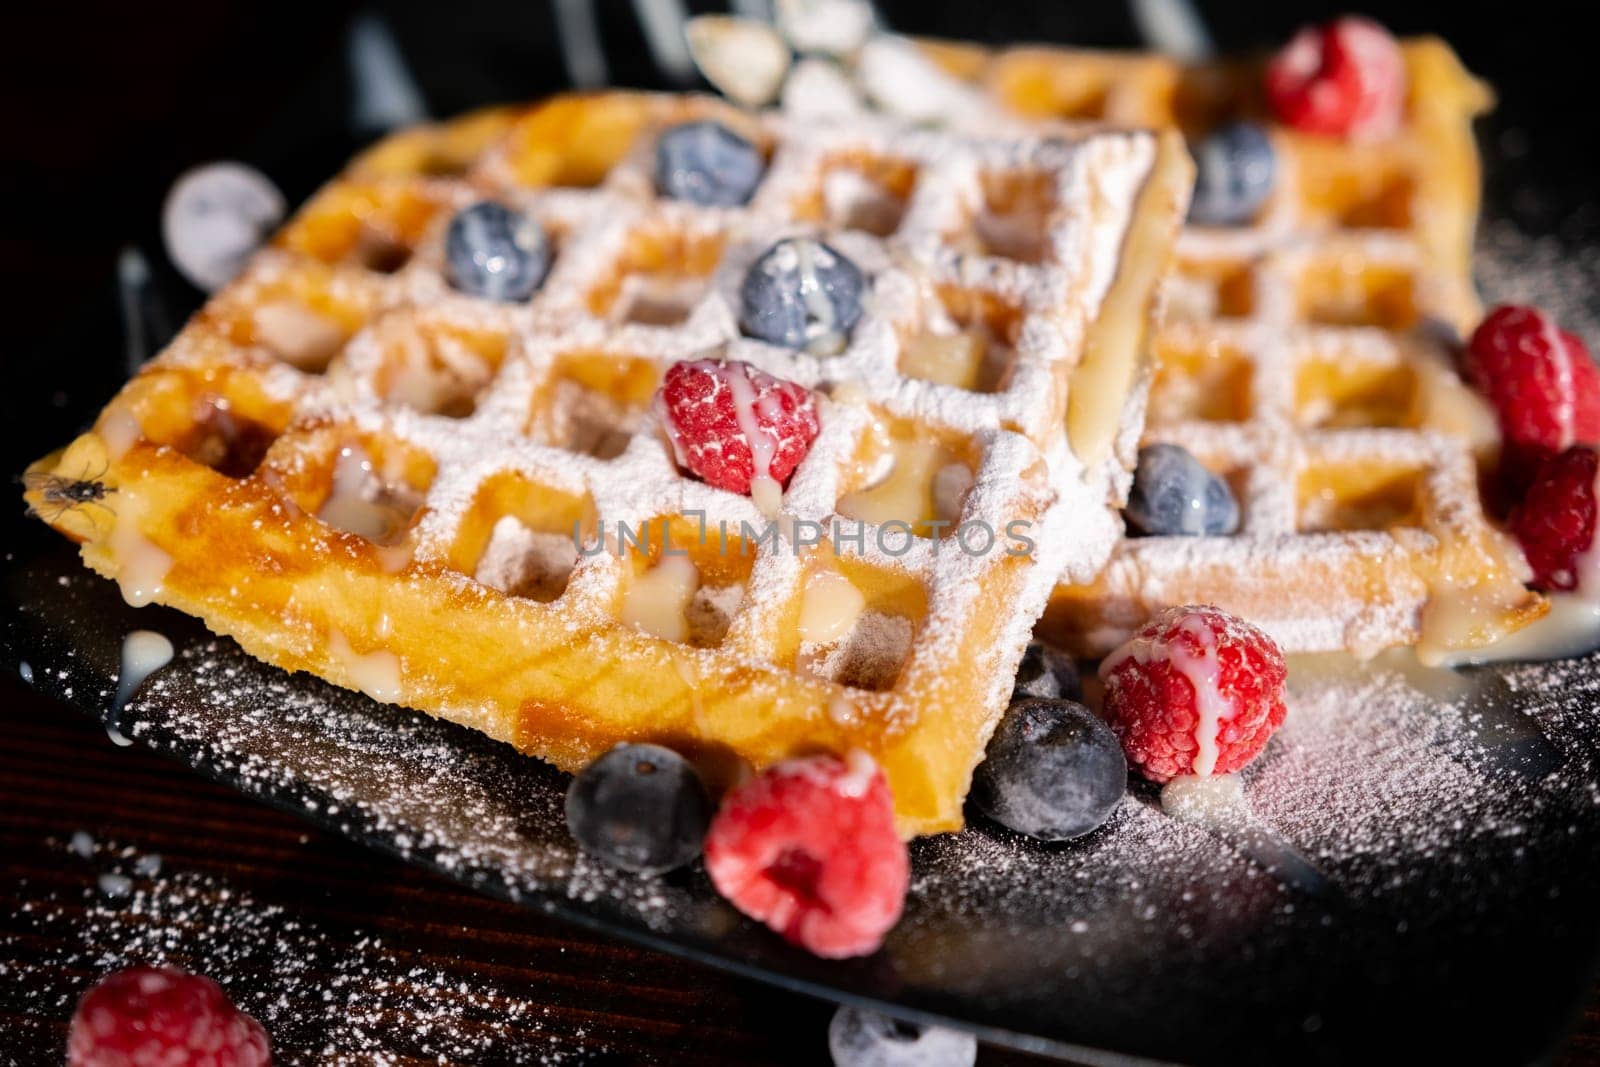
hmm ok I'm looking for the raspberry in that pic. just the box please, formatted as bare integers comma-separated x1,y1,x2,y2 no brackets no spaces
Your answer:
1098,605,1287,783
703,752,908,959
1265,17,1405,139
1466,305,1600,499
656,358,821,498
68,965,271,1067
1509,445,1600,592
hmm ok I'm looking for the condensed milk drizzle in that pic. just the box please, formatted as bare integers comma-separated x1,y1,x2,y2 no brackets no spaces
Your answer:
108,630,175,747
1101,614,1230,776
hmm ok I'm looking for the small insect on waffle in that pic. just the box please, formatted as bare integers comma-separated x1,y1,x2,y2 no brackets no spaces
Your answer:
23,92,1189,835
919,36,1546,661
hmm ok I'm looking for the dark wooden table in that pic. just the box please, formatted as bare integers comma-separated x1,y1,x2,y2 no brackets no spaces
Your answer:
0,672,1047,1064
2,670,1597,1064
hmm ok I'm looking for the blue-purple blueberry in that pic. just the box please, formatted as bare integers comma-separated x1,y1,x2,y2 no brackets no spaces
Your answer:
444,201,551,302
564,743,711,874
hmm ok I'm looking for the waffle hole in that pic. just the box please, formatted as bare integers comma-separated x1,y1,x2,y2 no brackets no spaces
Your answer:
307,435,436,547
502,95,655,189
837,418,978,540
449,474,597,603
530,352,660,460
372,317,510,418
1298,260,1419,329
897,286,1023,394
174,394,280,478
1296,360,1419,429
1297,462,1424,533
800,153,918,237
586,224,724,327
618,516,755,648
1149,338,1254,423
965,169,1059,263
794,556,926,692
276,182,443,274
991,58,1111,120
1294,148,1415,231
1165,259,1255,321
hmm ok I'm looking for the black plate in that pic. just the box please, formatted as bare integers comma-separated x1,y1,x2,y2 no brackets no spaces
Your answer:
8,5,1600,1062
9,500,1600,1065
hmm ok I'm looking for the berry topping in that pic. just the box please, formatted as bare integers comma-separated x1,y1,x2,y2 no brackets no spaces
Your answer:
68,965,271,1067
1509,445,1600,593
1466,305,1600,497
970,698,1126,841
828,1006,977,1067
656,358,821,500
444,201,551,303
1012,639,1083,703
1188,122,1276,227
564,742,713,874
163,162,286,293
1124,444,1240,537
1265,17,1405,139
703,752,908,959
655,121,766,207
1099,606,1287,783
740,238,866,356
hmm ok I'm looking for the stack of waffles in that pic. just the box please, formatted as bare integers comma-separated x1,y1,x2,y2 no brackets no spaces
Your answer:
914,36,1545,661
23,92,1189,835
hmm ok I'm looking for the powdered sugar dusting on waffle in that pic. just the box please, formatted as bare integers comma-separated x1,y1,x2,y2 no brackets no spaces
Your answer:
918,39,1524,659
51,93,1178,833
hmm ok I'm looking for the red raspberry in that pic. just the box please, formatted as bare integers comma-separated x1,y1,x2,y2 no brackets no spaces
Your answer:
703,752,907,959
1098,605,1287,784
1466,305,1600,499
68,965,271,1067
656,358,821,497
1509,445,1600,592
1265,17,1405,139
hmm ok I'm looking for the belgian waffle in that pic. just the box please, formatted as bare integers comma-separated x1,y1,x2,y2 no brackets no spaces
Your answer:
23,92,1188,835
918,38,1544,660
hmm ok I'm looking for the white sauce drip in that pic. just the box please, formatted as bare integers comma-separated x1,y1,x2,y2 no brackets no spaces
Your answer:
725,365,783,517
100,411,143,461
621,554,700,643
109,630,175,746
317,445,413,545
109,501,173,608
327,628,403,703
1102,615,1229,777
797,567,867,645
774,238,846,357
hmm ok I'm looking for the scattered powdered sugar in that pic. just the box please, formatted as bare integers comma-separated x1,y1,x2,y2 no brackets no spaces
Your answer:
12,551,1600,1057
1476,219,1600,339
1,841,590,1064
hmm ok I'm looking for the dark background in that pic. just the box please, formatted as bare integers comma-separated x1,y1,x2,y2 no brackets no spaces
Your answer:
1,2,1598,1062
0,0,1594,379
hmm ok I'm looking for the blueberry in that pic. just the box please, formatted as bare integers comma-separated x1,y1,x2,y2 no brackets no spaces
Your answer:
1188,122,1276,227
970,698,1127,841
655,121,765,208
1013,640,1082,703
828,1006,977,1067
740,238,865,355
444,201,551,303
1124,443,1240,537
564,743,712,874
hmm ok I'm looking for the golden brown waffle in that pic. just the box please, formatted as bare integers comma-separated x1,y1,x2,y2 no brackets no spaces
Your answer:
919,38,1543,660
23,92,1189,835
